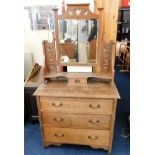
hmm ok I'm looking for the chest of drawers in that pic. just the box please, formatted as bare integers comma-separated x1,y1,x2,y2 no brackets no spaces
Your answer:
34,82,120,153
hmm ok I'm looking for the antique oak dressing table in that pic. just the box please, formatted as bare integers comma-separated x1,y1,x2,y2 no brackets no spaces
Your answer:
34,4,120,153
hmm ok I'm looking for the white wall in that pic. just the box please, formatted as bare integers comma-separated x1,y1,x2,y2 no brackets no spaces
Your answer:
24,0,94,66
24,30,53,65
24,0,93,12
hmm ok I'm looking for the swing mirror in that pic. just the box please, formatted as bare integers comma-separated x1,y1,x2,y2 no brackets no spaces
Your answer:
58,19,98,64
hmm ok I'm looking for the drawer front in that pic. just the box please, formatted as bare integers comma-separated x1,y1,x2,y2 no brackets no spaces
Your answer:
43,127,110,146
42,112,111,130
40,97,113,115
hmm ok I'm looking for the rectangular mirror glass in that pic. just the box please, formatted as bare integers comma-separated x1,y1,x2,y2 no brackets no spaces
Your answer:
58,19,98,64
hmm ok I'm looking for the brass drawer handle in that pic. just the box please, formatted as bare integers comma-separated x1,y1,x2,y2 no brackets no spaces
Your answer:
89,104,100,109
54,117,64,123
52,102,63,107
88,135,98,140
54,133,64,138
89,119,100,124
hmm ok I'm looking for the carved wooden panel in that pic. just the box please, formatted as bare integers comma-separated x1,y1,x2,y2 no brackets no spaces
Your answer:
47,42,56,72
58,4,99,19
101,41,114,72
42,34,57,73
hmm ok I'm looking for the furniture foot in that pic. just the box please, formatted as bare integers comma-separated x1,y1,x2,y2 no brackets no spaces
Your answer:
43,141,62,147
108,149,111,154
53,143,62,146
43,141,50,147
90,145,109,151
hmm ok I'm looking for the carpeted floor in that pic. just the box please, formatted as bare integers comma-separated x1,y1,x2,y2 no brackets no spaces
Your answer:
24,66,130,155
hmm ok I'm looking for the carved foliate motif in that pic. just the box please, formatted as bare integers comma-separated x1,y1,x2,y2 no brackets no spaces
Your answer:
47,42,56,72
68,11,73,15
83,11,88,15
58,4,98,19
75,9,81,15
101,41,114,72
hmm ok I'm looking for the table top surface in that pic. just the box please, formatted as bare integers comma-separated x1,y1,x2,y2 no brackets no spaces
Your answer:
34,81,120,99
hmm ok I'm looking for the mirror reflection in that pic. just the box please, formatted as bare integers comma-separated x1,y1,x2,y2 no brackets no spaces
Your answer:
58,19,98,64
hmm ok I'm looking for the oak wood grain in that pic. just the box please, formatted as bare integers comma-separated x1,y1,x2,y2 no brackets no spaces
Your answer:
34,83,120,99
41,112,111,130
40,97,114,115
43,127,110,147
34,3,120,153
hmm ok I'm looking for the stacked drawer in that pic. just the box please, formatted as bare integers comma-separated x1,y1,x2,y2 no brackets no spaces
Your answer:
39,97,114,149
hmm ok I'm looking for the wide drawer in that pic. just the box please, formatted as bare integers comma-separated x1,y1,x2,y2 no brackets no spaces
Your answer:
40,97,113,115
42,112,111,130
43,127,110,146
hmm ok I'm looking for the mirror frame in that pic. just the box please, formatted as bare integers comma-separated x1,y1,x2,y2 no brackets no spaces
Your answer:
53,4,102,70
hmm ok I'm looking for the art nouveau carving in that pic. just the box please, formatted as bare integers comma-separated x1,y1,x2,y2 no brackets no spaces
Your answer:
42,33,57,73
58,4,98,19
101,41,114,72
35,4,120,154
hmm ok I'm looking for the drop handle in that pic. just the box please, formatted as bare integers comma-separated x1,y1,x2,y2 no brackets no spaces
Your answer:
89,104,100,109
88,135,98,140
52,102,63,107
54,133,64,138
89,119,100,124
54,117,64,123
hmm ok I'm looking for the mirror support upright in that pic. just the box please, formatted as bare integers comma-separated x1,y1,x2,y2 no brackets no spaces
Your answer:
52,8,60,68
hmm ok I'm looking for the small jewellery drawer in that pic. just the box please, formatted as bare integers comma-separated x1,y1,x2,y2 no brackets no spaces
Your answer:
41,112,111,130
43,127,110,146
40,97,113,115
